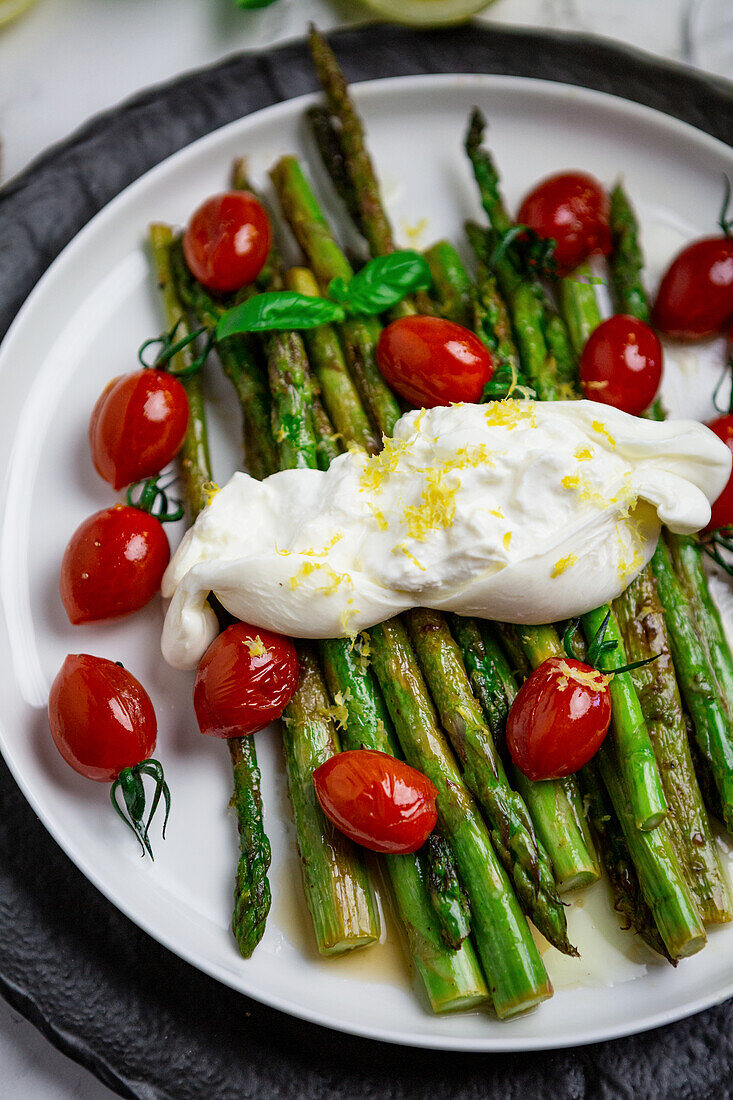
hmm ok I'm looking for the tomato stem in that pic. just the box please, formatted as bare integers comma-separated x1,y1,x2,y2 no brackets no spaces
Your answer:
126,476,184,523
109,758,171,859
137,318,211,377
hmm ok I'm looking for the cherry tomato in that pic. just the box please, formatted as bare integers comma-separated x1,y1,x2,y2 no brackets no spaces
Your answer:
376,316,493,408
48,654,157,782
517,172,612,275
653,237,733,340
183,191,272,294
60,505,170,625
89,369,189,491
706,414,733,531
579,315,662,416
313,749,438,854
194,623,299,738
507,657,612,781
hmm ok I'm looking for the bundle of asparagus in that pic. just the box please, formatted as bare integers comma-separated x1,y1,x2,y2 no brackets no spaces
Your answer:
145,27,732,1022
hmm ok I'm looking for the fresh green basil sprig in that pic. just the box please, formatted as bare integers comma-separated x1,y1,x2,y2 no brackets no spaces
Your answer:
215,250,431,340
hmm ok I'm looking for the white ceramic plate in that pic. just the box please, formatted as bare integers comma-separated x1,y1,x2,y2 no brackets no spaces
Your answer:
1,75,732,1052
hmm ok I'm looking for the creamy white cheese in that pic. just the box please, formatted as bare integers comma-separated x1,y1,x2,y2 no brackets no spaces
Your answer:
161,400,731,670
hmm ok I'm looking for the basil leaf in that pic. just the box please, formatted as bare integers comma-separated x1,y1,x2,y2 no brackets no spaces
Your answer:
328,251,432,316
217,292,345,338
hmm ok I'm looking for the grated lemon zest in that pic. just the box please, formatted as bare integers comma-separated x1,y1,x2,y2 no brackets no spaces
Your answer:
301,531,344,557
393,543,426,571
368,504,389,531
551,553,578,578
556,659,610,692
503,531,513,550
202,481,220,506
246,636,267,659
403,467,459,540
592,420,616,449
484,399,537,431
359,434,411,493
574,445,594,462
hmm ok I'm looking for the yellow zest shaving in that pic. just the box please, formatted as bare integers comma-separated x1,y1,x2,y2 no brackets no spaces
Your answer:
274,544,291,557
368,504,389,531
246,636,267,659
551,553,578,578
555,660,610,692
393,543,426,571
401,216,429,245
403,467,459,540
592,420,616,448
318,688,353,730
339,600,359,637
359,434,411,493
289,560,319,590
574,446,594,462
561,473,630,511
441,444,494,472
301,531,344,557
202,481,220,506
489,507,504,518
503,531,513,550
484,398,537,431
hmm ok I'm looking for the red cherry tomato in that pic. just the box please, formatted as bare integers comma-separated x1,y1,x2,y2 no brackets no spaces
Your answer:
89,369,189,491
48,654,157,782
193,623,299,738
653,237,733,340
183,191,272,294
579,315,663,416
706,414,733,531
60,505,170,625
517,172,612,275
507,658,612,781
313,749,438,854
376,316,493,408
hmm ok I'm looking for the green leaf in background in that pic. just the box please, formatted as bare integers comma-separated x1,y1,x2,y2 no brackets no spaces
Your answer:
217,292,346,339
328,250,432,316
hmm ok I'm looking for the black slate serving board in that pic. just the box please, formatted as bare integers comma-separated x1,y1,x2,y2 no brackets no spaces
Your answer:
0,23,732,1100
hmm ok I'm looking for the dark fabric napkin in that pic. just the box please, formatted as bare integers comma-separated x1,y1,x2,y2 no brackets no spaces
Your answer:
0,24,731,1100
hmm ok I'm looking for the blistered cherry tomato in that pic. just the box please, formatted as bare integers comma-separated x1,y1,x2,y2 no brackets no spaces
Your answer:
194,623,299,738
506,658,612,781
517,172,612,275
89,369,189,491
579,315,662,416
313,749,438,854
60,505,170,624
376,316,493,408
653,237,733,340
183,191,272,294
48,654,157,782
706,414,733,531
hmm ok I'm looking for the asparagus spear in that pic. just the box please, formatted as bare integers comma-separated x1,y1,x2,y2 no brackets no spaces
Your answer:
149,224,271,958
405,608,576,953
615,567,731,922
317,637,488,1009
169,239,279,482
424,240,474,328
306,27,435,319
578,762,675,962
608,183,651,323
284,267,380,453
652,538,733,831
271,155,401,436
369,618,553,1019
306,104,365,237
598,742,706,958
422,833,471,950
284,645,380,954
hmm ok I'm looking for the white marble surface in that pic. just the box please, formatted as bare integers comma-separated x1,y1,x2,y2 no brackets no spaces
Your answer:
0,1,730,1097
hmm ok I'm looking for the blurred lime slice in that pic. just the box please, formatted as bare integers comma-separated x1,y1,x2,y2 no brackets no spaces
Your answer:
360,0,495,26
0,0,39,27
